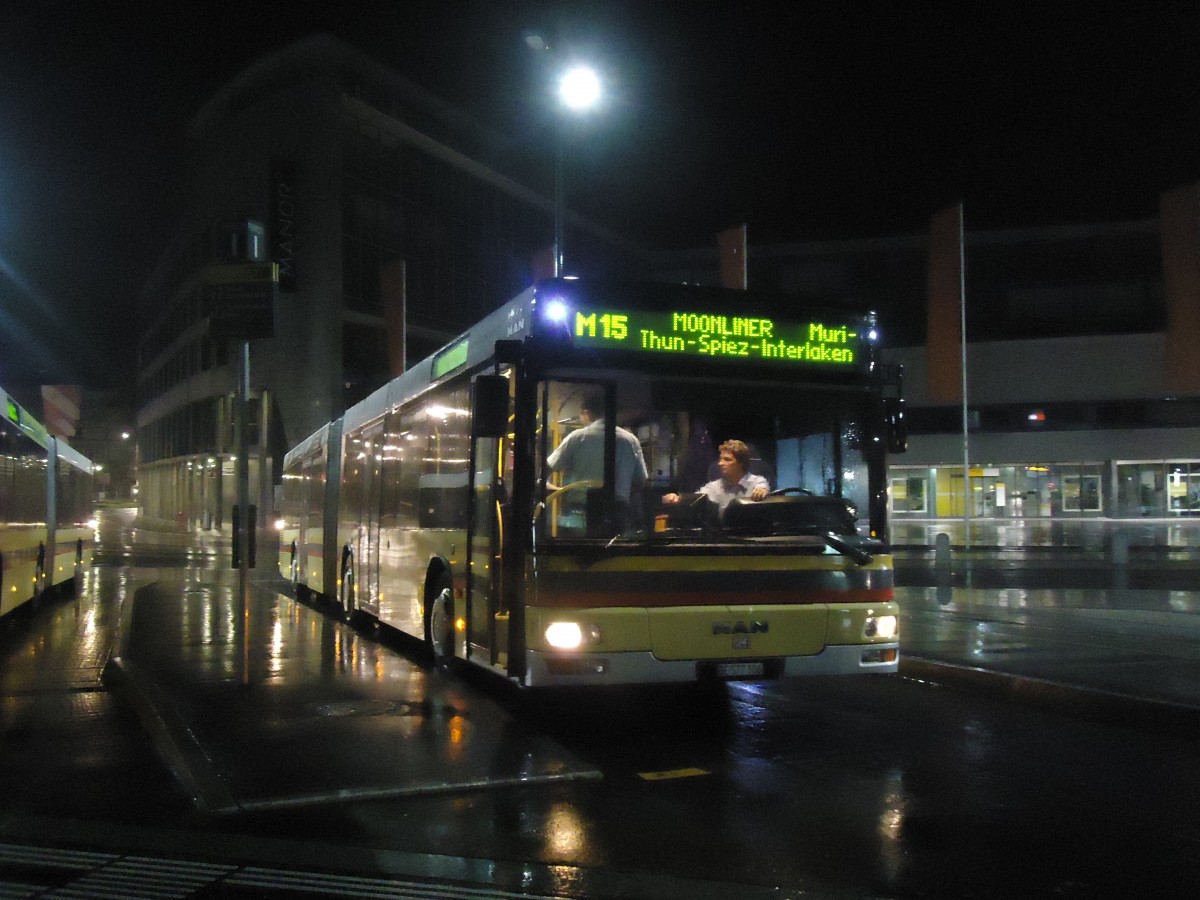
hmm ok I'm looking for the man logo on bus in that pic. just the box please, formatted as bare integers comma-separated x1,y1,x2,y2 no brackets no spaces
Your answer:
712,620,769,635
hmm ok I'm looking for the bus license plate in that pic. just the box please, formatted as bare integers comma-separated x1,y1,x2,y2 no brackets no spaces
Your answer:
716,661,764,679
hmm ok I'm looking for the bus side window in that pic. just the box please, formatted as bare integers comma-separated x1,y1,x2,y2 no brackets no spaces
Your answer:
419,385,471,529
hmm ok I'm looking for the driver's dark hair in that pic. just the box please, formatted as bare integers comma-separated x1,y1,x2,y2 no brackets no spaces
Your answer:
580,390,604,417
719,439,751,472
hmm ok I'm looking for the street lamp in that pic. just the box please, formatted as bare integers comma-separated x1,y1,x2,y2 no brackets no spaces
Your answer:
559,65,601,111
553,64,601,277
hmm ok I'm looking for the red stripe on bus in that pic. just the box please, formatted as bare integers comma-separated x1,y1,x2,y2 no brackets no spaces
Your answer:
533,587,895,609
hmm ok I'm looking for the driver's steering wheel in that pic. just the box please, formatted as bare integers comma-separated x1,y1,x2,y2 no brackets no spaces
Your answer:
546,480,601,503
769,487,814,497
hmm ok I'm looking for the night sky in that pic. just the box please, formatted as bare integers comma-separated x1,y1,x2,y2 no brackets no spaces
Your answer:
1,1,1197,389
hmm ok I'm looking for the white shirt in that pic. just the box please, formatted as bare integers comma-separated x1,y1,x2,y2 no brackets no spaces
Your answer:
547,419,648,500
698,473,770,510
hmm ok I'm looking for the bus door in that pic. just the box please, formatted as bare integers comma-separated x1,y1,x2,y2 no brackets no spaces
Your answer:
467,373,514,670
356,419,385,614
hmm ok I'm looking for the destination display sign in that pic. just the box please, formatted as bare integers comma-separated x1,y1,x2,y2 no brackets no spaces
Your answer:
569,307,863,367
432,335,469,378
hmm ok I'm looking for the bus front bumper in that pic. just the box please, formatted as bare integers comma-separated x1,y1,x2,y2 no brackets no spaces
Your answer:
523,642,899,688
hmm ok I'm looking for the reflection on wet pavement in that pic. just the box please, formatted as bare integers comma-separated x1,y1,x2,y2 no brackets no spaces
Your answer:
892,518,1200,555
107,567,600,813
898,581,1200,709
0,565,191,822
7,507,1200,898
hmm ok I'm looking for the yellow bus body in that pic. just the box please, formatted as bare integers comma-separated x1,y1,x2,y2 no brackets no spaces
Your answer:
523,550,899,686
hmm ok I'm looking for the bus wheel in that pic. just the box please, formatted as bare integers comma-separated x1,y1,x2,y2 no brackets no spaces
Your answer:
339,559,356,623
70,539,84,597
425,576,455,670
34,545,46,603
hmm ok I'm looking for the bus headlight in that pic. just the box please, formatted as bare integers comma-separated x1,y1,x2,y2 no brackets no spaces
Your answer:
545,621,602,650
865,615,898,639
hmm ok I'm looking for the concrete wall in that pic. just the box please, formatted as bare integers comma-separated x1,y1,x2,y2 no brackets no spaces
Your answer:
902,427,1200,467
883,332,1168,407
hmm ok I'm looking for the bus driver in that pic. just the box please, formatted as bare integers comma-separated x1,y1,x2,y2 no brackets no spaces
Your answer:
663,439,769,511
547,389,648,502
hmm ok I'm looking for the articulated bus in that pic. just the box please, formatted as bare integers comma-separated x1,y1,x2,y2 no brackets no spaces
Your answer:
280,279,906,687
1,386,95,619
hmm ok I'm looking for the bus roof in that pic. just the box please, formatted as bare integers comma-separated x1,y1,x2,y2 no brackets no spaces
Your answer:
283,419,340,470
53,437,93,474
1,385,51,450
340,283,540,434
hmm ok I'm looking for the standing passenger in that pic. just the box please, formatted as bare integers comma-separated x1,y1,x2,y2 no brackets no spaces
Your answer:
547,390,648,502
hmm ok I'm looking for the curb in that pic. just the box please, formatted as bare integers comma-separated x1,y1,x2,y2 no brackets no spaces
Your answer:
101,657,238,813
900,657,1200,739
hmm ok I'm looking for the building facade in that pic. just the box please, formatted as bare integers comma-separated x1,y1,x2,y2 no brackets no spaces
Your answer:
136,37,1199,530
663,216,1200,519
135,36,652,532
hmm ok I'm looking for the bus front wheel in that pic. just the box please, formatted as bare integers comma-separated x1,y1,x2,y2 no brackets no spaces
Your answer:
425,576,455,670
70,539,84,597
339,556,356,623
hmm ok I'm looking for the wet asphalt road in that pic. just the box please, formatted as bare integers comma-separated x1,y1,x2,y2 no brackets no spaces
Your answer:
2,511,1200,898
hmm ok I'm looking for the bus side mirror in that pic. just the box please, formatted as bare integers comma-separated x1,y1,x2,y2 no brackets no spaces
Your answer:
884,398,908,454
473,375,509,438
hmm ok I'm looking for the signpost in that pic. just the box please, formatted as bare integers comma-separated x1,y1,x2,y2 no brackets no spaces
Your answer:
203,262,278,687
204,262,278,341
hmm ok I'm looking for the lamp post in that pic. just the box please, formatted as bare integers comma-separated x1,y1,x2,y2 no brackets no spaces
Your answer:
553,64,601,276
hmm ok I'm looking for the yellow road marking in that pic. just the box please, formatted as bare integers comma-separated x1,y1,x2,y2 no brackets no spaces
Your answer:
638,767,711,781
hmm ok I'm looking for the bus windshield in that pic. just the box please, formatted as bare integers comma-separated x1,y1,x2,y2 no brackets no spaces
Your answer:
538,371,874,545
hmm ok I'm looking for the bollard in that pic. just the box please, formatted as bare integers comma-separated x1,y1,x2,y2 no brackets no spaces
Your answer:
934,532,952,570
934,532,953,604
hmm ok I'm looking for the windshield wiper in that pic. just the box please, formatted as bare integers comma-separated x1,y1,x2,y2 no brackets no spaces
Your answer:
823,532,872,565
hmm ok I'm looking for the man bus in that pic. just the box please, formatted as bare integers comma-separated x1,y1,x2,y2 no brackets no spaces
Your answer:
280,279,906,687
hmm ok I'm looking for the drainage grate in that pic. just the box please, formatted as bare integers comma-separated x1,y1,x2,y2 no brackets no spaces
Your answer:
310,699,437,718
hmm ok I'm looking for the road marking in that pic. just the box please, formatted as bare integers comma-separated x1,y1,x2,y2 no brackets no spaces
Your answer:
638,767,711,781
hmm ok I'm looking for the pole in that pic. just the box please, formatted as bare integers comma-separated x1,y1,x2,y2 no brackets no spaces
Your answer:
553,128,564,277
957,203,970,550
237,340,251,686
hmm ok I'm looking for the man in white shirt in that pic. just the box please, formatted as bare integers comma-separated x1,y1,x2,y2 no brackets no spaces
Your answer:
663,439,769,511
547,390,648,502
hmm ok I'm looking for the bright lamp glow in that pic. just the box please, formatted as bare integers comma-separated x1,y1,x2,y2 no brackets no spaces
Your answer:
559,66,601,110
545,299,569,323
545,621,583,649
866,615,898,639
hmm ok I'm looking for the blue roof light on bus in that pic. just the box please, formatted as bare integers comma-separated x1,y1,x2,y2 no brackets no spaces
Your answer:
544,298,569,324
536,294,574,341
